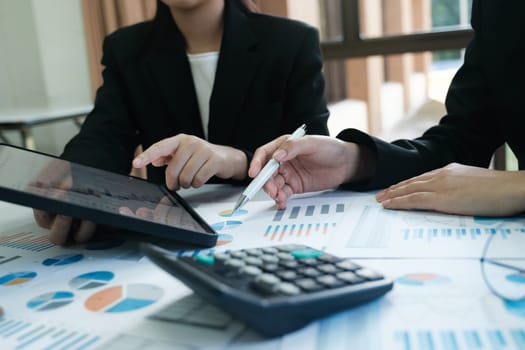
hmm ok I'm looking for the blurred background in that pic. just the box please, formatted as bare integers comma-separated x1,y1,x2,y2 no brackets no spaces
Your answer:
0,0,514,169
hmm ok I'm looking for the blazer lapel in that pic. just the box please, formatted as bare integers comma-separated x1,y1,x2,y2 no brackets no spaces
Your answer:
144,3,204,138
208,1,261,145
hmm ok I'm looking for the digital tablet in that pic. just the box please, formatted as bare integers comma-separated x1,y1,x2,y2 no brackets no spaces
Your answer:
0,143,217,247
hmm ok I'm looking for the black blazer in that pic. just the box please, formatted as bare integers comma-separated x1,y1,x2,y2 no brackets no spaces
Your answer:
338,0,525,189
62,0,329,184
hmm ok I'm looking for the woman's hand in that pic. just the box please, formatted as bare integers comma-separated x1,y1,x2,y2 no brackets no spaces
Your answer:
376,163,525,216
31,159,96,245
133,134,248,190
33,210,96,245
249,135,372,209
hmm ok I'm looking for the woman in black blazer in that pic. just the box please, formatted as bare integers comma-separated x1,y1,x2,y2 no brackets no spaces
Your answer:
36,0,329,244
62,0,328,185
249,0,525,217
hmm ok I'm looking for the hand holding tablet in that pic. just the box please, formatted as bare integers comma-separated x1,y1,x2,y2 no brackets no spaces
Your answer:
0,144,217,247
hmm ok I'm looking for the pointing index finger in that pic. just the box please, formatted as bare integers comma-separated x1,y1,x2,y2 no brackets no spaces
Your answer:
133,137,181,168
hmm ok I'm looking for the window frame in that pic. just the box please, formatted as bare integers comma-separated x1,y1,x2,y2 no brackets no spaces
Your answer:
320,0,473,60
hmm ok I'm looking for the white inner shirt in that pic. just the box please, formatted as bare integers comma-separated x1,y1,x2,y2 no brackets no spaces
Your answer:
187,51,219,139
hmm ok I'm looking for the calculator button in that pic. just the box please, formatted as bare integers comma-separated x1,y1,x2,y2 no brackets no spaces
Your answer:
244,257,263,266
276,244,303,252
318,254,343,264
262,247,279,254
295,278,324,292
298,267,322,278
275,282,301,296
195,254,214,265
224,258,245,268
231,251,248,259
299,258,321,266
316,275,345,288
245,248,264,256
335,260,360,271
290,248,324,259
276,252,294,261
276,270,300,281
279,260,300,269
355,268,384,281
214,253,230,263
252,274,281,294
317,264,341,274
240,266,263,276
261,264,280,272
261,254,279,264
336,271,365,284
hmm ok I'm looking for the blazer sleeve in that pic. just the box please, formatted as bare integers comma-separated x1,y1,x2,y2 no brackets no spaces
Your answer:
61,34,140,175
337,0,504,190
283,27,329,136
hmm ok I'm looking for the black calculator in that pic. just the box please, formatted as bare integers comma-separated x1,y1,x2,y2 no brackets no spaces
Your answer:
142,243,393,337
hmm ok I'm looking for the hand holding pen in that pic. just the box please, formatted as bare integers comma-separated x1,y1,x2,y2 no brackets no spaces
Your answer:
247,131,365,210
232,124,307,212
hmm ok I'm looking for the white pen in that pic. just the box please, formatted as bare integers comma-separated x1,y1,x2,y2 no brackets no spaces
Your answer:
232,124,307,213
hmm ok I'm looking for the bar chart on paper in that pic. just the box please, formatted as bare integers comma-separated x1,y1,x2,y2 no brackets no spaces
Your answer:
399,214,525,242
393,329,525,350
0,318,103,350
257,200,348,246
263,203,344,242
190,195,351,252
263,221,337,242
0,231,54,252
345,206,512,248
335,200,525,258
0,255,21,265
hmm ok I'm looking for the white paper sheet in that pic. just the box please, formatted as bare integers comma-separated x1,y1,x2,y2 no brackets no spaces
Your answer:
1,188,524,350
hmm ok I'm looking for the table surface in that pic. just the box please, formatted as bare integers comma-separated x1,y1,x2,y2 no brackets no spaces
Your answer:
0,104,93,125
0,185,523,350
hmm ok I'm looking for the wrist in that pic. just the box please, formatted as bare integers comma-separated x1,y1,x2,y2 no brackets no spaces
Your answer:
230,148,248,180
343,143,376,183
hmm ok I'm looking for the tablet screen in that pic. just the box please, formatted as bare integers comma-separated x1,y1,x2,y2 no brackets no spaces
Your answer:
0,144,216,245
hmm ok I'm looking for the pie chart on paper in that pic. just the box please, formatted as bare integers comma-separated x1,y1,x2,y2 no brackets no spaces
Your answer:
69,271,115,290
216,234,234,246
43,254,84,266
211,221,242,231
0,271,37,286
27,291,75,311
218,209,248,217
85,283,163,313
